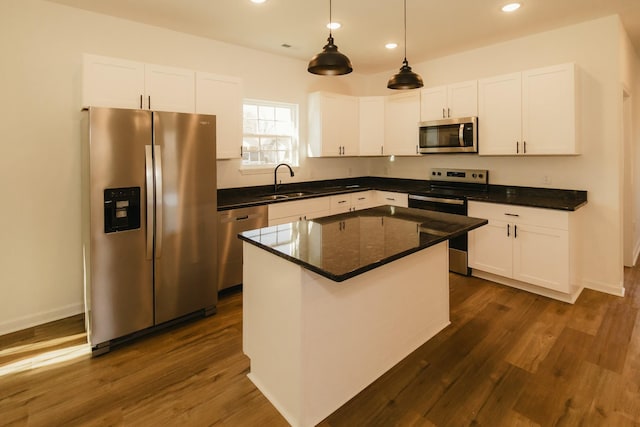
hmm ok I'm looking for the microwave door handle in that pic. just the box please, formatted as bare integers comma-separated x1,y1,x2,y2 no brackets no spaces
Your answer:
459,124,465,146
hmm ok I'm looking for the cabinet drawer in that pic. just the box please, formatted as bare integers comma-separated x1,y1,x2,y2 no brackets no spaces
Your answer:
268,197,331,220
468,201,568,230
330,194,352,210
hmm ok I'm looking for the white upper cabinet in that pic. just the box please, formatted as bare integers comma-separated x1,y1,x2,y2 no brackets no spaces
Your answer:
144,64,195,113
359,96,385,156
82,54,145,109
195,72,243,159
521,63,578,155
308,92,359,157
83,54,195,113
420,80,478,121
384,91,420,156
478,63,577,156
478,72,522,155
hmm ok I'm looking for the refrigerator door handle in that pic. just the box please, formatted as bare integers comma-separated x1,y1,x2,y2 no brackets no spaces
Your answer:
154,145,163,258
145,145,154,260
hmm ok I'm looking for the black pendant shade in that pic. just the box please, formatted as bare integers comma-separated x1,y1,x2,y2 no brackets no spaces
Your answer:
308,34,353,75
387,58,423,89
388,0,423,89
308,0,353,76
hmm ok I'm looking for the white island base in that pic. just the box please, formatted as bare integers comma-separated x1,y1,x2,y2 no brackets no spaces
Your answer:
242,241,451,427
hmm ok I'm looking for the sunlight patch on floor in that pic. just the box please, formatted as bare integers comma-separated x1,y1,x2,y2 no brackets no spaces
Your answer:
0,342,91,377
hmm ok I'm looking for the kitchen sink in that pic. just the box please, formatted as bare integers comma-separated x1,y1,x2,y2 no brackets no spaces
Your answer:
258,194,289,201
280,191,314,198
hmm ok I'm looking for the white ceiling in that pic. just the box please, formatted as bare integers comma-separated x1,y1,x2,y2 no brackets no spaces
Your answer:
47,0,640,74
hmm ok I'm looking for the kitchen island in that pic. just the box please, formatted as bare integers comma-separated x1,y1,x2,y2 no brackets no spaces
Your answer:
239,206,487,427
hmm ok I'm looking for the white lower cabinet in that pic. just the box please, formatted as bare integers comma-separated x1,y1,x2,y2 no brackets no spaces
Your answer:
268,197,331,226
468,201,579,302
330,191,375,214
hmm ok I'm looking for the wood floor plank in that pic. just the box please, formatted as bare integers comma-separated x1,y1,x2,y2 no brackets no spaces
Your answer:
2,270,640,426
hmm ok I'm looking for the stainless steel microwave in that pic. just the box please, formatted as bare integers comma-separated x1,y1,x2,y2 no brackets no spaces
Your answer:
418,116,478,154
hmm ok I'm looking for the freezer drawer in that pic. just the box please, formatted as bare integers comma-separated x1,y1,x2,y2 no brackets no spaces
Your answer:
218,205,268,290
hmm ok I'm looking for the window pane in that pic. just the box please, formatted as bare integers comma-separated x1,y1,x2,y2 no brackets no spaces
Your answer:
258,106,275,121
275,107,291,122
244,118,258,134
275,121,292,135
242,100,298,167
243,104,258,119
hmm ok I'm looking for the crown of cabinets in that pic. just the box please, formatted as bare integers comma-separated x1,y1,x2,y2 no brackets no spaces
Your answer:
478,63,578,156
82,54,243,159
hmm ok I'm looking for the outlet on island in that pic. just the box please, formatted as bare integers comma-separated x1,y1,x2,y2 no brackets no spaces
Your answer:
543,175,552,185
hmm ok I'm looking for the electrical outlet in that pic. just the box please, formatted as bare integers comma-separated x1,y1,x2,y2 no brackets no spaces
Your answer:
543,175,552,185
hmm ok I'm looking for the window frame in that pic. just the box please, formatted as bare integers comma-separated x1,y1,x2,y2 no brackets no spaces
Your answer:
241,98,299,170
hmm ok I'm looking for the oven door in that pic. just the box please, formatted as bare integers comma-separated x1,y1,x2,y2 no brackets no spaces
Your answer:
408,194,469,275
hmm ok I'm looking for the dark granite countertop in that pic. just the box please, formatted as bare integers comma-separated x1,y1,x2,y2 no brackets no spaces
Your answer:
238,205,488,282
218,177,587,212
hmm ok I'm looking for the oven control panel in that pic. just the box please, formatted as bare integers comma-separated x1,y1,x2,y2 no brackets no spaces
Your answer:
429,168,488,185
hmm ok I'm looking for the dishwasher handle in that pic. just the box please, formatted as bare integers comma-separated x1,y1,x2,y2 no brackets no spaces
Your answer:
219,212,265,224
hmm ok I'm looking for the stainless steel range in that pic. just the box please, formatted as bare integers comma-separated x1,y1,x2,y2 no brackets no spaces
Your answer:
408,168,488,275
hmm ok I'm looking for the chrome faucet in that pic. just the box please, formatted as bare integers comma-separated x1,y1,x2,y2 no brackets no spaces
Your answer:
274,163,294,193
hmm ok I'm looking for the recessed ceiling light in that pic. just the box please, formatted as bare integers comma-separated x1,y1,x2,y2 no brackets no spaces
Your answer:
327,22,341,30
385,43,398,49
251,0,267,3
502,3,521,12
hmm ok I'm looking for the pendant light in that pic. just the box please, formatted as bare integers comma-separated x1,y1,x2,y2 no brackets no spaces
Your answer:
308,0,353,75
387,0,423,89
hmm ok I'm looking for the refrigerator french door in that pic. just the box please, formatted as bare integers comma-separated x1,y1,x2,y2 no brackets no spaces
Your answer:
82,107,217,355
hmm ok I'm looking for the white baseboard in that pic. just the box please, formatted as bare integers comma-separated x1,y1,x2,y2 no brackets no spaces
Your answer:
633,240,640,267
582,279,626,297
0,302,84,336
471,270,583,303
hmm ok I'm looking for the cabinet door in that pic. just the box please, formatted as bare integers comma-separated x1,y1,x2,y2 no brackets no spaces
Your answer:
512,223,570,292
468,219,512,277
144,64,195,113
82,54,145,109
447,80,478,118
522,63,577,155
385,92,420,156
196,72,243,159
478,72,521,155
420,86,448,121
359,97,385,156
308,92,359,157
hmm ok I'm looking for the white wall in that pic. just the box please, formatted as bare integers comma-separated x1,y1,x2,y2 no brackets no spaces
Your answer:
364,16,631,296
0,0,372,334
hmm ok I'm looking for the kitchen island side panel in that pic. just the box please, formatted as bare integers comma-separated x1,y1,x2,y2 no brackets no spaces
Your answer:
242,241,450,427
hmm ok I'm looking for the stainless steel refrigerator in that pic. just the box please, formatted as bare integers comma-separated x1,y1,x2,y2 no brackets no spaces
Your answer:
81,107,217,355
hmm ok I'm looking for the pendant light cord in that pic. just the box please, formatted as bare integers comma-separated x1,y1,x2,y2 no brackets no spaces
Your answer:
329,0,333,38
403,0,407,63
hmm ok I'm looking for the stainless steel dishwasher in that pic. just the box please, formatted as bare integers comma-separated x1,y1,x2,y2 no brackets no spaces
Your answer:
217,205,268,291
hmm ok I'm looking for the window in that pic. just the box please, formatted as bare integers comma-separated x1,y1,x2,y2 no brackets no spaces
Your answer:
242,99,299,167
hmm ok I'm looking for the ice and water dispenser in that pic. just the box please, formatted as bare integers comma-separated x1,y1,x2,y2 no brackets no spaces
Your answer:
103,187,141,233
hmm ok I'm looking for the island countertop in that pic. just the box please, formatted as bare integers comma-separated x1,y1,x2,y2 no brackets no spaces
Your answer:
239,205,488,282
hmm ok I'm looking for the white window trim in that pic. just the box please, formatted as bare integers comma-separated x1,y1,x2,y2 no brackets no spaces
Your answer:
240,98,300,171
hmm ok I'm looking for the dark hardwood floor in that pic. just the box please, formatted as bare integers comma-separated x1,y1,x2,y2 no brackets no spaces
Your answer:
1,266,639,426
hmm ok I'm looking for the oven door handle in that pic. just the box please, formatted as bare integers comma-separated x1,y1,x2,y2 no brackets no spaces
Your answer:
409,194,465,205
